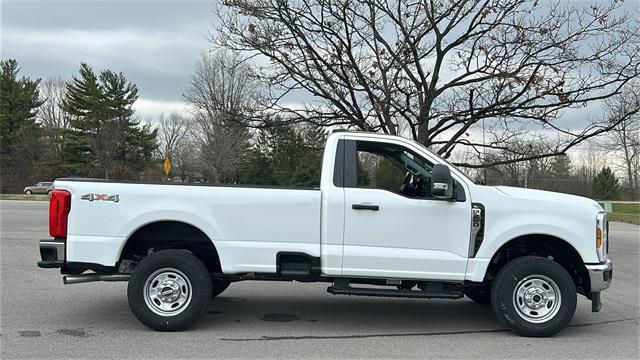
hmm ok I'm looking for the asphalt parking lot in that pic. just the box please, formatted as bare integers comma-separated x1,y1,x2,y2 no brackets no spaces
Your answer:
1,200,638,359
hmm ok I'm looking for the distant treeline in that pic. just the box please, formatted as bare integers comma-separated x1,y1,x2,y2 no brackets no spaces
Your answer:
0,57,636,201
0,58,326,193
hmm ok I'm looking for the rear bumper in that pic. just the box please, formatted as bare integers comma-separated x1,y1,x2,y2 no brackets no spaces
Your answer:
37,239,65,268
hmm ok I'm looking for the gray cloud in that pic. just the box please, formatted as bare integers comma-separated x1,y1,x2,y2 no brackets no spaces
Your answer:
1,0,214,119
2,0,635,126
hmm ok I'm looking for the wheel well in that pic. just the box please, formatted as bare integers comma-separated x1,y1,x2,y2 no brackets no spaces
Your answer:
119,221,222,273
484,234,590,296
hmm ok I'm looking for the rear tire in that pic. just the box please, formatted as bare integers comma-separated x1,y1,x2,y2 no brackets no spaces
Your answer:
491,256,576,337
128,250,212,331
25,190,32,195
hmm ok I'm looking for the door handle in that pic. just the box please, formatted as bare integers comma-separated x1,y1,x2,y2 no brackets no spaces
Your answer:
352,204,379,211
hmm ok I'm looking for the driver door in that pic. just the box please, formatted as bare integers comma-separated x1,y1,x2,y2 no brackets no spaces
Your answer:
341,139,471,281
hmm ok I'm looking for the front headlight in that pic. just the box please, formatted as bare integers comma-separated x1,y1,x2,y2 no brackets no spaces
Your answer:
596,212,608,262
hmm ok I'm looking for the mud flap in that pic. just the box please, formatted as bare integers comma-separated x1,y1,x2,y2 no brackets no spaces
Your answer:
591,291,602,312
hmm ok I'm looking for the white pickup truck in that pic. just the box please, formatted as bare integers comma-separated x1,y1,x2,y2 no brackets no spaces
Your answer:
38,131,612,337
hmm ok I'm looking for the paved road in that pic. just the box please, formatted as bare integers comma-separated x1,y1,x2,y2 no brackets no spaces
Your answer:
1,200,638,359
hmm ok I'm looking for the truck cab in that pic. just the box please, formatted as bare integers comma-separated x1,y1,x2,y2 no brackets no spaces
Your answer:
38,131,613,336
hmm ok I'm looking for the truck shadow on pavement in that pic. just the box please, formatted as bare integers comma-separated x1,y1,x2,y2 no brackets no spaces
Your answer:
55,289,634,340
198,292,635,340
200,294,501,333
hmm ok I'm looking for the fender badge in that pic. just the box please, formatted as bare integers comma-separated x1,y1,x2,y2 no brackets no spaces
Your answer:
81,193,119,203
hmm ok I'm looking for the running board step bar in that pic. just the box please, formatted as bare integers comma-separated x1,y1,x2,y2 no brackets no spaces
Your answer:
327,286,463,299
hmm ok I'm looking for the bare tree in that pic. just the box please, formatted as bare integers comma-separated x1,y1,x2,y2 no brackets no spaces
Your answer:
483,140,554,187
602,86,640,193
37,77,69,165
184,50,254,183
192,114,249,182
155,112,193,180
38,77,69,130
575,142,607,181
215,0,640,167
156,112,190,160
172,134,200,182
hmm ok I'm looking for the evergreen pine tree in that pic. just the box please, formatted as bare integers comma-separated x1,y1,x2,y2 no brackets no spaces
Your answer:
63,63,111,177
292,124,325,187
550,155,572,178
0,59,43,192
375,158,405,192
592,167,620,200
549,154,574,193
238,119,326,187
63,63,157,179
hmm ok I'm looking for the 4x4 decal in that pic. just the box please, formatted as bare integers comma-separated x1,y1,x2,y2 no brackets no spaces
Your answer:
80,193,119,202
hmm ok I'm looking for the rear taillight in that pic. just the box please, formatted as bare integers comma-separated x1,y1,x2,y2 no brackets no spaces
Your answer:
49,189,71,238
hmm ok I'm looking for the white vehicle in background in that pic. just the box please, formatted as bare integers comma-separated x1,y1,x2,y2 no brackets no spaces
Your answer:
38,131,612,337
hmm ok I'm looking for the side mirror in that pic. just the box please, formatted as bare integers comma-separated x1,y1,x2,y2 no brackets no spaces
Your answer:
431,164,453,199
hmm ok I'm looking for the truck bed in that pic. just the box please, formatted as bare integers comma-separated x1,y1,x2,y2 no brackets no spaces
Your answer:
54,179,322,274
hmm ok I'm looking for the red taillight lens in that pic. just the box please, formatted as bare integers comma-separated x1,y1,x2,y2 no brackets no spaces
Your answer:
49,189,71,238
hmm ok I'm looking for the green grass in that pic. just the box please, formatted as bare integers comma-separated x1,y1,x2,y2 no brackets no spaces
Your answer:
609,212,640,225
612,202,640,214
0,194,49,201
600,202,640,225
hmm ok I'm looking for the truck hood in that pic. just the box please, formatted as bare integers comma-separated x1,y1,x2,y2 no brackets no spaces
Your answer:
492,186,603,211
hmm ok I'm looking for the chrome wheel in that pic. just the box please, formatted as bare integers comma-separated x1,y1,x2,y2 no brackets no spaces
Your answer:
513,274,562,323
144,268,192,317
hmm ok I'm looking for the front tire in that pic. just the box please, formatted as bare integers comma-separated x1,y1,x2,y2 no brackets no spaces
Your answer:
128,250,212,331
491,256,577,337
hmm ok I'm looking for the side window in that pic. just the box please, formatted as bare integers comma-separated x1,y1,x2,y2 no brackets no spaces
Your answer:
355,141,434,199
356,152,405,191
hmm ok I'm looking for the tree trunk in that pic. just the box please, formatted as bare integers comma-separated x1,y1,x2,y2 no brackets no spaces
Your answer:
417,121,430,147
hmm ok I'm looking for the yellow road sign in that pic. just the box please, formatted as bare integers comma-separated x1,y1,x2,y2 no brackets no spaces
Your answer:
163,158,171,176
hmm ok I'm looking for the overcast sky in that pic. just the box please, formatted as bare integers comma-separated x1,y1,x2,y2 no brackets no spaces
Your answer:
1,0,636,132
2,0,214,121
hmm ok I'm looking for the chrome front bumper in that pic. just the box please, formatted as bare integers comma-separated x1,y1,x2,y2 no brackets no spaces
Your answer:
585,258,613,292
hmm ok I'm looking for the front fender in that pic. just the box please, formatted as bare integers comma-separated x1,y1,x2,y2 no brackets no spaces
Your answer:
477,224,586,261
465,212,597,282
